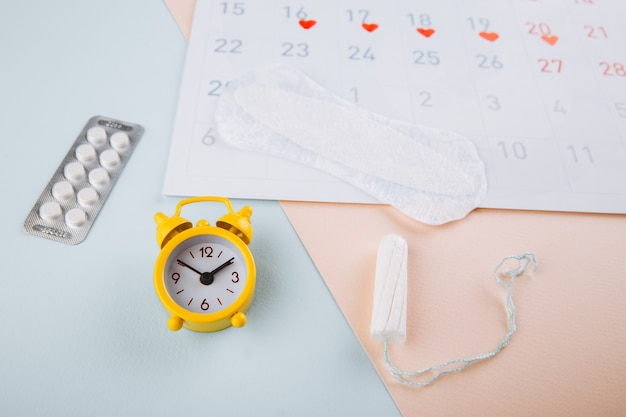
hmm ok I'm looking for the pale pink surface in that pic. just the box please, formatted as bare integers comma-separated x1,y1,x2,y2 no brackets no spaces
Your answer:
163,0,196,40
281,202,626,416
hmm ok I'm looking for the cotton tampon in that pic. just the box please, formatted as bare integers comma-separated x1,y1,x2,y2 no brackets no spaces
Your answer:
371,234,408,344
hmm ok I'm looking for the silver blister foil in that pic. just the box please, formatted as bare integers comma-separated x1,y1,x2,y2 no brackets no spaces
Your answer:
24,116,144,245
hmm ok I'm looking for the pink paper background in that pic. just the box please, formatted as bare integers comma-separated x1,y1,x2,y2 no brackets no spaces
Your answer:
164,1,626,413
281,202,626,416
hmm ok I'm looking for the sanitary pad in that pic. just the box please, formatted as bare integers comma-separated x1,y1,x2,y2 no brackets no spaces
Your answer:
214,64,487,225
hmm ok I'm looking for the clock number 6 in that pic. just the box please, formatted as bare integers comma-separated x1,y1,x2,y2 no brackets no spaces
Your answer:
201,299,210,311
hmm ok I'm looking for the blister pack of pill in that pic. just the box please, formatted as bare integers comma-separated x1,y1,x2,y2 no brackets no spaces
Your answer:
24,116,144,245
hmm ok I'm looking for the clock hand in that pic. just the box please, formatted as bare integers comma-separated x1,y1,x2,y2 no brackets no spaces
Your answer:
176,259,203,276
209,257,235,275
197,257,235,286
178,258,219,287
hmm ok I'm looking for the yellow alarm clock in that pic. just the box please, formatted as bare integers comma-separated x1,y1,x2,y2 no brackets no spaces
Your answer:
153,196,256,332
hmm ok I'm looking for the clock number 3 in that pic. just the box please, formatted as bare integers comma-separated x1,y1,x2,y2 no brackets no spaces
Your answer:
232,271,240,283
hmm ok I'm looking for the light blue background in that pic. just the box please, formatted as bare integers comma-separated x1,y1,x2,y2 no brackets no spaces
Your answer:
0,2,399,415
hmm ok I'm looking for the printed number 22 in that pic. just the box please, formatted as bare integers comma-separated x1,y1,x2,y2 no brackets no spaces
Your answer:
214,38,243,53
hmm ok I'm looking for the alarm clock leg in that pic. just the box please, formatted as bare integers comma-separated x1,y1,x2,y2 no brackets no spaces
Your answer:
230,312,247,328
168,315,184,331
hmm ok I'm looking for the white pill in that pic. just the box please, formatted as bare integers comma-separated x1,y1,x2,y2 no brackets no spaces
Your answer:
110,132,130,151
64,162,86,182
86,126,107,146
88,167,110,187
77,187,99,206
52,181,74,200
39,201,62,221
75,143,97,163
65,208,87,227
100,149,120,169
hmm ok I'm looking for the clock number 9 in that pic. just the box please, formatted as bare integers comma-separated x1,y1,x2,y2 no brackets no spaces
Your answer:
171,272,180,284
232,271,240,283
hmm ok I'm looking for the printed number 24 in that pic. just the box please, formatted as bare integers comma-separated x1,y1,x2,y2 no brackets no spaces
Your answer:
349,46,375,60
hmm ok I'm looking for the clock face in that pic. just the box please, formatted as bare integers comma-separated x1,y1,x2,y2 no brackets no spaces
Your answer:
163,234,248,314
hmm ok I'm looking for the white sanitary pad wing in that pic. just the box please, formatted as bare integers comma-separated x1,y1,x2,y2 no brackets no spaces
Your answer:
214,64,487,225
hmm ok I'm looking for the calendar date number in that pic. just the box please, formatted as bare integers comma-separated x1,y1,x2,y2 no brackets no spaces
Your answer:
214,38,243,54
348,46,375,61
476,54,503,69
413,50,440,65
282,42,309,57
538,58,563,73
600,62,626,77
220,2,245,15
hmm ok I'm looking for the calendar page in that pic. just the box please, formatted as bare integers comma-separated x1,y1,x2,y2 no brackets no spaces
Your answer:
163,0,626,214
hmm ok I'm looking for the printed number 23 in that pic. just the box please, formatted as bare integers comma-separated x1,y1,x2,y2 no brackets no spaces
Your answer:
282,42,309,57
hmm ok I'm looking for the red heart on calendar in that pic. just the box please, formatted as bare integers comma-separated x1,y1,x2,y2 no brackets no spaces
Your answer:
299,19,317,29
362,23,379,32
417,27,435,37
541,34,559,45
479,31,499,42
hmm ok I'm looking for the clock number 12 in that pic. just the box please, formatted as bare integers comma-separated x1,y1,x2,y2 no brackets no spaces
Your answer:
200,246,222,258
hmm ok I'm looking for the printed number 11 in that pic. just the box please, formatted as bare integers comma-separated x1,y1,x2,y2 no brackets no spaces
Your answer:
567,145,594,163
